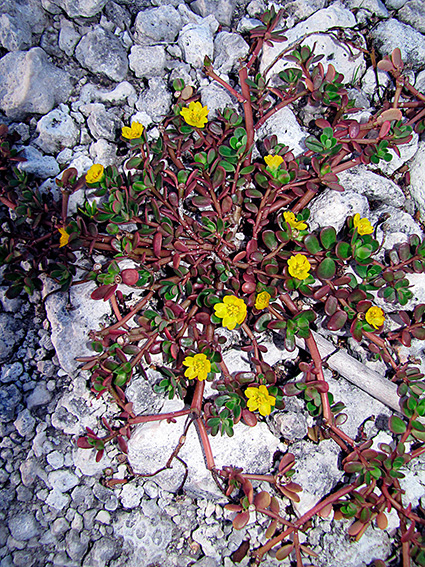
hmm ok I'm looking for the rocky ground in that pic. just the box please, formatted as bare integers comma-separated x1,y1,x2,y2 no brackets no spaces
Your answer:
1,0,425,566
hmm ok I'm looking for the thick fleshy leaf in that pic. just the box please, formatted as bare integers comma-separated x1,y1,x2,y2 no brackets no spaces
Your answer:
317,258,336,280
389,415,407,434
304,234,321,254
262,230,278,250
327,310,348,331
233,511,250,530
254,491,271,509
320,226,337,249
275,545,294,560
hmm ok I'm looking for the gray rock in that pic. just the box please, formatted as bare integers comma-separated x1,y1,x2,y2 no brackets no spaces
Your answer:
8,513,39,542
337,165,405,207
256,106,308,158
47,451,65,470
18,146,60,179
0,313,20,363
40,27,62,58
397,0,425,34
0,13,32,52
308,189,370,233
26,383,52,409
345,0,389,17
179,17,218,68
0,287,24,314
0,0,46,51
190,0,236,26
13,409,36,437
86,103,122,141
89,139,119,167
370,205,423,242
46,489,70,511
127,398,283,498
114,508,176,564
200,81,238,119
82,537,119,566
59,19,81,56
51,518,70,537
125,371,169,415
75,26,128,82
408,141,425,221
65,529,90,561
0,47,73,121
129,45,167,79
93,483,119,511
48,0,108,18
371,19,425,71
135,77,172,123
134,6,183,45
282,0,327,23
261,3,360,82
105,1,132,31
44,281,111,376
385,0,407,6
119,483,144,509
49,470,80,492
213,32,249,74
35,108,79,155
1,362,23,384
269,397,309,441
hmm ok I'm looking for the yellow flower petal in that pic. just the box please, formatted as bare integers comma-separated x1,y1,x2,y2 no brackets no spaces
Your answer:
245,385,276,416
214,295,247,330
85,164,104,184
264,154,284,171
58,227,70,248
182,353,211,381
365,306,385,329
180,101,209,128
353,213,373,235
283,211,307,231
287,254,311,280
122,122,144,140
255,291,271,310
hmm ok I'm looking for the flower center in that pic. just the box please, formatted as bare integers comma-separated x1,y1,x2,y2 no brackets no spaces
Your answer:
227,304,240,317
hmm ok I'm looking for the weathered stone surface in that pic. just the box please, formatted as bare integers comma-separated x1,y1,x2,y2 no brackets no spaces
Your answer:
8,513,39,541
127,398,283,498
408,141,425,220
18,146,60,179
0,384,22,423
58,19,81,55
85,103,122,141
308,190,370,233
134,6,183,45
135,78,172,123
0,0,46,52
398,0,425,34
129,45,167,79
337,165,405,206
47,0,108,18
114,506,176,565
261,4,361,82
0,48,73,120
190,0,236,26
200,81,239,119
44,281,111,376
35,107,79,154
0,313,20,363
345,0,389,17
256,106,308,158
178,17,219,68
213,32,249,74
371,19,425,71
14,409,36,437
75,26,128,82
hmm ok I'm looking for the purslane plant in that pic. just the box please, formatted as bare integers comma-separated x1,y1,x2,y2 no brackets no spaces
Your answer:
1,8,425,566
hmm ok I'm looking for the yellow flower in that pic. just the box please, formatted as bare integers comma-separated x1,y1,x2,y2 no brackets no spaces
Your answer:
264,154,284,172
245,385,276,416
283,211,307,231
287,254,311,280
182,353,211,381
255,291,271,310
365,306,385,329
353,213,373,236
180,101,209,128
122,121,144,140
214,295,247,331
58,227,70,248
85,164,104,184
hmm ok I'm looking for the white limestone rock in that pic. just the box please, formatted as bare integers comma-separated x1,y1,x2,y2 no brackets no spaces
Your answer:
213,32,249,74
256,106,308,158
35,108,79,155
178,16,219,68
133,5,183,46
337,165,405,207
308,190,370,233
129,45,167,79
407,141,425,221
371,19,425,71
